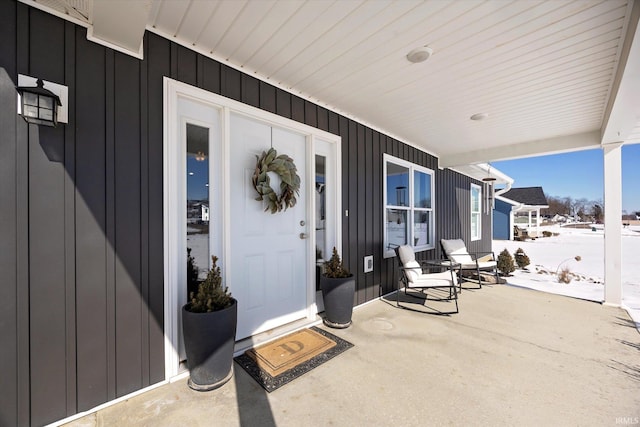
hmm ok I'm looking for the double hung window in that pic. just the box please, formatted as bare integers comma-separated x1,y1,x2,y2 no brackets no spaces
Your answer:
383,154,434,257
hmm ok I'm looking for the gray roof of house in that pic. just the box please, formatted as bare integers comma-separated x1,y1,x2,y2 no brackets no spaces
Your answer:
500,187,548,206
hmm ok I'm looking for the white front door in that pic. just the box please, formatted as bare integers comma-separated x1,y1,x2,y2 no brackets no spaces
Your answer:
164,78,341,379
229,113,308,339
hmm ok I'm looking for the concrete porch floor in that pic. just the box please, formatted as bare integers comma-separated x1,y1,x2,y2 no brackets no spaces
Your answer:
64,285,639,427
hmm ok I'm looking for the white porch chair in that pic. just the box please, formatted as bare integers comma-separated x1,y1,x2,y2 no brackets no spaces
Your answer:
440,239,498,289
395,245,459,314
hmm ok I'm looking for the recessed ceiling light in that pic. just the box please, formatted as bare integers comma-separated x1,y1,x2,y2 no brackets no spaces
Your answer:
470,113,489,121
406,46,433,63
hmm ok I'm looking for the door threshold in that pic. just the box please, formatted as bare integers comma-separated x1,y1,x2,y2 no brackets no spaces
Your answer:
234,315,323,356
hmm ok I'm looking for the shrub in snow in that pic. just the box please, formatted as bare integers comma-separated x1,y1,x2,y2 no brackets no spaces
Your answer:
557,267,573,284
514,248,530,269
497,249,515,276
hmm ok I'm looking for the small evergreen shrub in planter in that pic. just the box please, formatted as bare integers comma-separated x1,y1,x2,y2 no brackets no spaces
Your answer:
186,247,200,297
182,255,237,391
320,247,355,329
497,249,515,276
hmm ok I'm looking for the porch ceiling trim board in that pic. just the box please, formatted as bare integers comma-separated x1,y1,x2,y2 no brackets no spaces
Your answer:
601,0,640,145
439,130,602,168
23,0,638,161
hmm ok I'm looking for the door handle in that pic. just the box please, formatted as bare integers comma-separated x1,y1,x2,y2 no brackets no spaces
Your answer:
299,233,308,239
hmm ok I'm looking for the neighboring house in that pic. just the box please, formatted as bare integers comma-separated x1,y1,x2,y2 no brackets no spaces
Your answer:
200,204,209,223
493,187,549,240
1,3,497,425
493,195,521,240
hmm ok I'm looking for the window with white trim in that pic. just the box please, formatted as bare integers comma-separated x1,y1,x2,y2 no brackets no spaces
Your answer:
383,154,435,257
471,183,482,241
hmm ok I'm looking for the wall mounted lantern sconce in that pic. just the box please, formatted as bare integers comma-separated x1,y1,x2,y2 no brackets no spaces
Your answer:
16,74,68,127
17,79,62,127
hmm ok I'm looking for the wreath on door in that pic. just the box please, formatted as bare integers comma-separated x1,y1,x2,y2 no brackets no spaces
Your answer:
252,147,301,213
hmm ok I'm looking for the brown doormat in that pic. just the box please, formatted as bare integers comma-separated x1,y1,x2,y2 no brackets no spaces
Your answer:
234,326,353,392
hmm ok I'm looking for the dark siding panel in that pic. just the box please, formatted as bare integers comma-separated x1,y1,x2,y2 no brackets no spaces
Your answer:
433,169,485,259
147,33,169,385
75,30,109,412
291,96,304,123
16,6,30,420
339,116,349,262
328,111,339,135
113,53,143,397
0,2,18,425
372,131,382,296
221,65,241,101
276,89,291,118
177,45,196,86
259,81,276,113
28,9,68,426
347,121,358,299
0,80,18,427
304,100,317,128
0,0,17,76
105,49,117,403
241,74,259,107
317,106,329,132
201,56,221,94
364,129,374,299
355,124,366,304
63,20,78,417
139,35,150,387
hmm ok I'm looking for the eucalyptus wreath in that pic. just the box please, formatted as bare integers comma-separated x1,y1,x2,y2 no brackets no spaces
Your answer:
252,147,301,213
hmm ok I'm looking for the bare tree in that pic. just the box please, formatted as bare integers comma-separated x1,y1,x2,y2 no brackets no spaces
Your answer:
592,204,604,223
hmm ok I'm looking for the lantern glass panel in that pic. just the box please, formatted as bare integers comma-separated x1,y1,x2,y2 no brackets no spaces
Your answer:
40,96,53,109
40,108,53,120
23,92,38,106
23,105,38,117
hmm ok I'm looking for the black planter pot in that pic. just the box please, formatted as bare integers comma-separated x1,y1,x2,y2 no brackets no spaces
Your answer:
320,275,355,328
182,298,237,391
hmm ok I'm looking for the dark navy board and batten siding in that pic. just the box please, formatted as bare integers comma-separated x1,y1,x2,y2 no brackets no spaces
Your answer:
494,198,513,240
0,2,491,425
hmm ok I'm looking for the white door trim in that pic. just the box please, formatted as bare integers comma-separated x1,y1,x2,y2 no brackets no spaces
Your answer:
163,77,341,380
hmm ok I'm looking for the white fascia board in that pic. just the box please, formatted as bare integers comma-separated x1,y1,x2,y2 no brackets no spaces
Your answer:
449,163,514,185
474,163,514,185
87,0,152,60
495,195,521,206
511,203,549,212
601,1,640,145
440,131,601,168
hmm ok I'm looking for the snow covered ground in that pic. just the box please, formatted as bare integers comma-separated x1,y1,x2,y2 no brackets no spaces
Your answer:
493,224,640,330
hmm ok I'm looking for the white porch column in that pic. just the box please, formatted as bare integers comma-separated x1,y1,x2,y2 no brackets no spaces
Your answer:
603,143,623,306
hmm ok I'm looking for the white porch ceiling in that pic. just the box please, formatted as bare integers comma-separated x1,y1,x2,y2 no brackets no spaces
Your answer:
26,0,640,168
